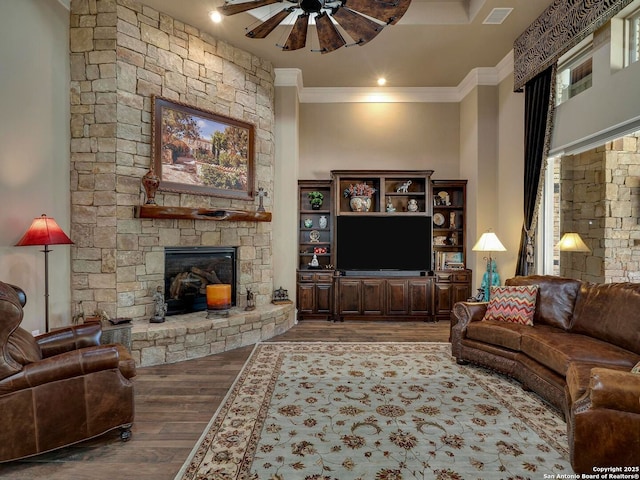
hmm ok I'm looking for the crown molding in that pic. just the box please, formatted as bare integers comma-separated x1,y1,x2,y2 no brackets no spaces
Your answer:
274,50,515,103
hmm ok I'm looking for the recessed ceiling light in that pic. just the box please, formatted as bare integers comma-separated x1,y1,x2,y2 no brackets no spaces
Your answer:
377,78,387,86
209,10,222,23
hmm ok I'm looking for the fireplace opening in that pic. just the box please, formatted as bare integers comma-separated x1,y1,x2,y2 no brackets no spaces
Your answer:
164,246,237,316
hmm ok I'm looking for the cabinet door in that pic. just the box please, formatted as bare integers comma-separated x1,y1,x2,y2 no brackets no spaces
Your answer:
387,279,409,315
452,283,471,305
338,279,362,315
361,279,384,315
409,279,431,315
297,283,316,314
316,283,333,314
434,283,453,315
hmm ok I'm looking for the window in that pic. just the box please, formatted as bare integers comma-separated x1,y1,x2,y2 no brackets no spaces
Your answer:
556,40,593,105
626,7,640,65
539,156,561,275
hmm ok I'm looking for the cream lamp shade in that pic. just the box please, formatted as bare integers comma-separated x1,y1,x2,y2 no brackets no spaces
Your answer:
472,231,506,252
556,232,591,252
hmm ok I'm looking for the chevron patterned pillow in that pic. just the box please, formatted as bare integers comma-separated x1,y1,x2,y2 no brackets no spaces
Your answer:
483,285,539,326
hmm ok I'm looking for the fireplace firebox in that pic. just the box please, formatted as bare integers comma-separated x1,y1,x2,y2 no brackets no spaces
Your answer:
164,246,237,316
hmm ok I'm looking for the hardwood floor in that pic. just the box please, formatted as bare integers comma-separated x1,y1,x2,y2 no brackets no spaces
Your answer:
0,320,450,480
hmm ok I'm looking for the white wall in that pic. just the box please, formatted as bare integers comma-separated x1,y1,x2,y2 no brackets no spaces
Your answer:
0,0,71,333
299,102,460,179
552,23,640,154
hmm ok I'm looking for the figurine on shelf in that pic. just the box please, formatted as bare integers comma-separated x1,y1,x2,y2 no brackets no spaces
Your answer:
142,168,160,205
245,289,256,311
396,180,412,193
150,285,167,323
310,254,320,267
386,200,396,212
407,199,418,212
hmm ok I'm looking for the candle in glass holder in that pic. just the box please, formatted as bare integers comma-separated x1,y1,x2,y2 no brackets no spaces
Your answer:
206,284,231,310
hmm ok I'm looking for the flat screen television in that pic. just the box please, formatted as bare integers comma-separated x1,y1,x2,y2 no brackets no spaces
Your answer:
336,215,432,273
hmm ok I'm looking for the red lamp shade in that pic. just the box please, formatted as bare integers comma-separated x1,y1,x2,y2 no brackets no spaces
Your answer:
16,214,73,247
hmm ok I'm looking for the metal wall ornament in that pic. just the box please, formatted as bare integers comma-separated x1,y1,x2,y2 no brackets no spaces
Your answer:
218,0,412,54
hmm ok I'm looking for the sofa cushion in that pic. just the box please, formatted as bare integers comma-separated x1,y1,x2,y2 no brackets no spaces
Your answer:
467,320,525,351
7,328,42,365
566,362,632,405
484,285,538,326
571,282,640,355
506,275,581,330
521,330,640,376
466,321,563,352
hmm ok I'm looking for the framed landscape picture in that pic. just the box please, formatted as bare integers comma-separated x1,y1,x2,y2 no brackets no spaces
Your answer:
152,96,255,199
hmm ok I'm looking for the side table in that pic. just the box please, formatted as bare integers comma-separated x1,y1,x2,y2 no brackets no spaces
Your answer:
100,322,132,352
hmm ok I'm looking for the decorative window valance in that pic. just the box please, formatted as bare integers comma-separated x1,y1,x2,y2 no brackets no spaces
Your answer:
513,0,634,92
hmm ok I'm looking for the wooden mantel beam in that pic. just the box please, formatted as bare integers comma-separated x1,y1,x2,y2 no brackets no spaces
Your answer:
134,205,271,222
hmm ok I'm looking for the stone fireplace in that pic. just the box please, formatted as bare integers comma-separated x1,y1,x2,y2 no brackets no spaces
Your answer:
164,246,237,316
68,0,295,367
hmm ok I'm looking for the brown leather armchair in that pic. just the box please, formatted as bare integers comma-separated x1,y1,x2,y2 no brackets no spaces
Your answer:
0,281,136,463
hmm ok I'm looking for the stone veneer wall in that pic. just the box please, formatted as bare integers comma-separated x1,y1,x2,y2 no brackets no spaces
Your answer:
69,0,276,326
560,133,640,282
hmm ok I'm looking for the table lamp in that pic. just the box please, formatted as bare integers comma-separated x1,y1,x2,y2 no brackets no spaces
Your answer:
16,214,74,332
472,230,506,300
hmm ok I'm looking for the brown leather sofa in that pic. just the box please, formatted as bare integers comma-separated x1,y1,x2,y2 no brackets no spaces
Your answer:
451,275,640,474
0,281,136,462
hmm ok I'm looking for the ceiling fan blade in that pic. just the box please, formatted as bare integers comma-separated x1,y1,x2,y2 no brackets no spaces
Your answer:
282,13,309,51
246,9,291,38
219,0,283,16
332,7,384,45
315,11,346,53
343,0,411,25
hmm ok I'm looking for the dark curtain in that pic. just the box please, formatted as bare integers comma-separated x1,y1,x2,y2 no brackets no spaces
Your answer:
516,65,556,276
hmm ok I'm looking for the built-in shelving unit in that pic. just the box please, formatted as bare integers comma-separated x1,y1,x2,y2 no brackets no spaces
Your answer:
295,171,471,322
296,180,334,320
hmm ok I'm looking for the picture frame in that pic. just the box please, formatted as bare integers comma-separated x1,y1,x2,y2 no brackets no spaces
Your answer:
152,96,255,200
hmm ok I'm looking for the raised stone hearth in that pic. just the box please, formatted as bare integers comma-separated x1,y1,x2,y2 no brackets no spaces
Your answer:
131,303,294,366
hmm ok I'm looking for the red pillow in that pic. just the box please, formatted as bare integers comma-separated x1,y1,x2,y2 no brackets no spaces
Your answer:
483,285,538,326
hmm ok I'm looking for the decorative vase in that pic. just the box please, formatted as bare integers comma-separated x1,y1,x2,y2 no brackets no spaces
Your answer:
349,196,371,212
142,168,160,204
319,216,328,229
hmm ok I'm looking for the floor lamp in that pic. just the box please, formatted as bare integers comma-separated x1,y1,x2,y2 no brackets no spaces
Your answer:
16,214,74,332
556,232,591,253
472,230,506,301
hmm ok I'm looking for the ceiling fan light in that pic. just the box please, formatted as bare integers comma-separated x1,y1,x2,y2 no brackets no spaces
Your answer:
209,10,223,23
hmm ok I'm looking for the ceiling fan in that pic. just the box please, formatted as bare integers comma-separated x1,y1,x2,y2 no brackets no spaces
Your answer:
218,0,412,53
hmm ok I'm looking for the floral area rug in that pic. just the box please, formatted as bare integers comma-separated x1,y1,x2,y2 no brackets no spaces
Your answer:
175,342,573,480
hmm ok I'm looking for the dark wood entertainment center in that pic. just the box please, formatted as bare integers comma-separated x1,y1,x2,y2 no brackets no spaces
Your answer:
297,170,470,321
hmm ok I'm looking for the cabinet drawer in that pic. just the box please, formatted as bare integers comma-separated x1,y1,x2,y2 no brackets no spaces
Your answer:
453,272,470,282
298,272,315,282
315,273,334,283
298,272,334,283
436,272,453,282
436,271,470,283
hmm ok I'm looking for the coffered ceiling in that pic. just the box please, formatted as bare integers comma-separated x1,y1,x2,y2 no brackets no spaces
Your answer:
139,0,552,88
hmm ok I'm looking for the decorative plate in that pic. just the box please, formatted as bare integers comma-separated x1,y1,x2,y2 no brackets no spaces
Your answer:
434,213,445,226
309,230,320,242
